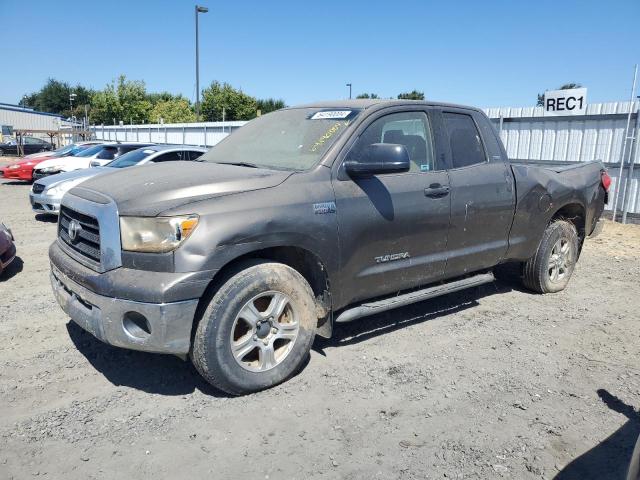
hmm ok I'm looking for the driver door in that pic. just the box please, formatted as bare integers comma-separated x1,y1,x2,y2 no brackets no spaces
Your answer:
331,109,451,307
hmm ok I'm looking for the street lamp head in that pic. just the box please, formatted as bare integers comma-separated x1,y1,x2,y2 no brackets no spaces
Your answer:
196,5,208,13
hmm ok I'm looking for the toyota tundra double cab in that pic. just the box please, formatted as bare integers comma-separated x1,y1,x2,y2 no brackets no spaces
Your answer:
49,100,609,395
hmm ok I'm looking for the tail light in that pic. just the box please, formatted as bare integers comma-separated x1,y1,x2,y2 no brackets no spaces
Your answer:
601,171,611,192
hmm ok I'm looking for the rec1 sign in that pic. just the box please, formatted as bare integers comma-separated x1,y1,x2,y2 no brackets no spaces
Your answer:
543,88,587,116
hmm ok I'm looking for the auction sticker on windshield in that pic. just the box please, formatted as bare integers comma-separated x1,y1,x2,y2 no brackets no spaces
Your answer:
310,110,353,120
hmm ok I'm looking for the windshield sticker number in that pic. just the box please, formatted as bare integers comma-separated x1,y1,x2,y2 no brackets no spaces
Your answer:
310,122,344,152
310,110,352,120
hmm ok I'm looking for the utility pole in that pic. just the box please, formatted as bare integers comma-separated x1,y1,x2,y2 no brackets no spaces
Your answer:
195,5,209,122
612,64,637,222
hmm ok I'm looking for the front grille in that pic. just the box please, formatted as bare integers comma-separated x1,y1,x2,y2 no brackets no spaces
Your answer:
59,206,101,263
32,182,45,194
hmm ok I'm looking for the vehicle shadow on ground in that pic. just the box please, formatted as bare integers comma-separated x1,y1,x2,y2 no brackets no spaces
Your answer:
66,321,233,398
0,256,23,282
554,389,639,480
314,279,516,353
0,180,30,186
35,213,57,223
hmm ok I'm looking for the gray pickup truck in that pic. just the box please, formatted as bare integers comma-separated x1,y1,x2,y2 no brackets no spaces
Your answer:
49,100,608,395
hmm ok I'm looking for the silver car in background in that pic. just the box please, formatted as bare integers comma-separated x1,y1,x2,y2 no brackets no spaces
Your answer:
29,145,207,215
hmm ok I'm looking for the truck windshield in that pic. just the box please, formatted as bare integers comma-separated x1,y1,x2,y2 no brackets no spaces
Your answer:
199,108,360,170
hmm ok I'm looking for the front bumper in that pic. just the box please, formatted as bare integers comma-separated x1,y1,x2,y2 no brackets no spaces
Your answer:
32,170,57,180
2,167,32,181
0,242,16,271
30,191,61,214
51,264,199,354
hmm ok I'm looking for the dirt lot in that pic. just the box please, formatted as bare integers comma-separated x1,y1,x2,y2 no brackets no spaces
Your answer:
1,160,639,479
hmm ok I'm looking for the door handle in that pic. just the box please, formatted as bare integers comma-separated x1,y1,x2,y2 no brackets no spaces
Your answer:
424,184,450,198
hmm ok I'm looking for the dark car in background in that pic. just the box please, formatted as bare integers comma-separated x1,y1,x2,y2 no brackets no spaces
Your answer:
0,222,16,276
0,137,53,156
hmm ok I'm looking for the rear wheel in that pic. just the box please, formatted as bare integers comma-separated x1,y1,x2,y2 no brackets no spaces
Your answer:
192,261,317,395
523,220,579,293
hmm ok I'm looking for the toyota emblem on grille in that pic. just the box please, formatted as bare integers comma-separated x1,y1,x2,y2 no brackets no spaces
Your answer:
68,219,82,242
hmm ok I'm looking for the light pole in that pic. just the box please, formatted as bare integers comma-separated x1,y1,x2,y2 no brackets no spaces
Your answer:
69,93,77,117
69,92,77,141
346,83,352,99
195,5,209,122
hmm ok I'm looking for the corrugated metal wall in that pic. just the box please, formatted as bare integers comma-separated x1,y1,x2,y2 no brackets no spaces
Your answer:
0,105,63,131
484,101,640,216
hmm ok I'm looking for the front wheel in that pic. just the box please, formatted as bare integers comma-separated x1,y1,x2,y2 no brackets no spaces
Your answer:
192,261,317,395
523,220,579,293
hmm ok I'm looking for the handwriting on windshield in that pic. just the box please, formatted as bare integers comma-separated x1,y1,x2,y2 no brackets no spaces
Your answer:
310,122,345,153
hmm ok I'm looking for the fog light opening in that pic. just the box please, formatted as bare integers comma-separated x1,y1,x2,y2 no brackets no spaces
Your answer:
122,311,152,339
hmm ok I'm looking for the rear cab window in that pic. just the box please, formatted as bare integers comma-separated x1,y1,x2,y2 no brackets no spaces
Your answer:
443,112,487,169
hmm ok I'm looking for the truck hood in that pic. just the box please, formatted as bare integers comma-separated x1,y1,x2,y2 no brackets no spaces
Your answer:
69,161,294,216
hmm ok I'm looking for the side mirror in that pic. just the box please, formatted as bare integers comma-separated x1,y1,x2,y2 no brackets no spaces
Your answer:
344,143,410,177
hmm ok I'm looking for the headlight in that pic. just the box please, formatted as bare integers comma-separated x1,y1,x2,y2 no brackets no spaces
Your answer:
120,216,199,253
8,164,19,170
45,178,84,197
39,166,63,173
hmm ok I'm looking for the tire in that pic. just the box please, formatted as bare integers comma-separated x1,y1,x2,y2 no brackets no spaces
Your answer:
523,220,579,294
192,260,317,395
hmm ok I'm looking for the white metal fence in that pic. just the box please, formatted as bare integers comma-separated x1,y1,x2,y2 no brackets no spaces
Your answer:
92,121,246,147
485,101,640,217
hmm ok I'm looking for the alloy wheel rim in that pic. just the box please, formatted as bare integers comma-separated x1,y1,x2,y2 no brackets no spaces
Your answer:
230,291,299,372
548,237,572,283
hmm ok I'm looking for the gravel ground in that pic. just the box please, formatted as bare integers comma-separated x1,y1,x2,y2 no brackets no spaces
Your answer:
1,159,639,480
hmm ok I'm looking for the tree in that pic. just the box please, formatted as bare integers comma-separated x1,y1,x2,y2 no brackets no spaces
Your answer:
537,83,582,106
201,81,258,121
21,79,94,118
397,90,425,100
150,98,196,123
356,93,379,99
90,75,152,124
256,98,286,115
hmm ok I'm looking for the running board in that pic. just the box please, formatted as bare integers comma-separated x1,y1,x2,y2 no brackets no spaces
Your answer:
334,272,495,324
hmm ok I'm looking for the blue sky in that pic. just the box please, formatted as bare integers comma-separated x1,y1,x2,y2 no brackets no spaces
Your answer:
1,0,638,108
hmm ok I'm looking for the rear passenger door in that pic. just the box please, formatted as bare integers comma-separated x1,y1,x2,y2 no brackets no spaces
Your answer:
438,109,515,278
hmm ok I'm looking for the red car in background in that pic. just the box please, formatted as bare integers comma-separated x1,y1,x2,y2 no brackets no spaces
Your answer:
0,141,102,181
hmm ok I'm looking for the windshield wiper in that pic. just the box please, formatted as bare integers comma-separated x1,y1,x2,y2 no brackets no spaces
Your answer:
216,161,260,168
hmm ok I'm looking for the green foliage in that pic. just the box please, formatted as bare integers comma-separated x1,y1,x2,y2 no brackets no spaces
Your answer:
150,98,196,123
356,93,379,99
90,75,152,125
397,90,425,100
256,98,286,115
537,83,582,106
201,81,258,121
22,76,288,125
21,78,94,118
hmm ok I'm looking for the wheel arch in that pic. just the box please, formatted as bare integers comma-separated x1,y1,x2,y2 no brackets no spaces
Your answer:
191,245,333,345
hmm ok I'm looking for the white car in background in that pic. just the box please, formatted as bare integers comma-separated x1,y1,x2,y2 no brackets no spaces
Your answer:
29,145,207,215
32,142,153,179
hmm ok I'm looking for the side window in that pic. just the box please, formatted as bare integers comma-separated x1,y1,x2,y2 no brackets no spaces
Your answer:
349,111,436,173
96,147,117,160
443,112,487,168
152,151,183,162
473,112,504,161
186,150,204,160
